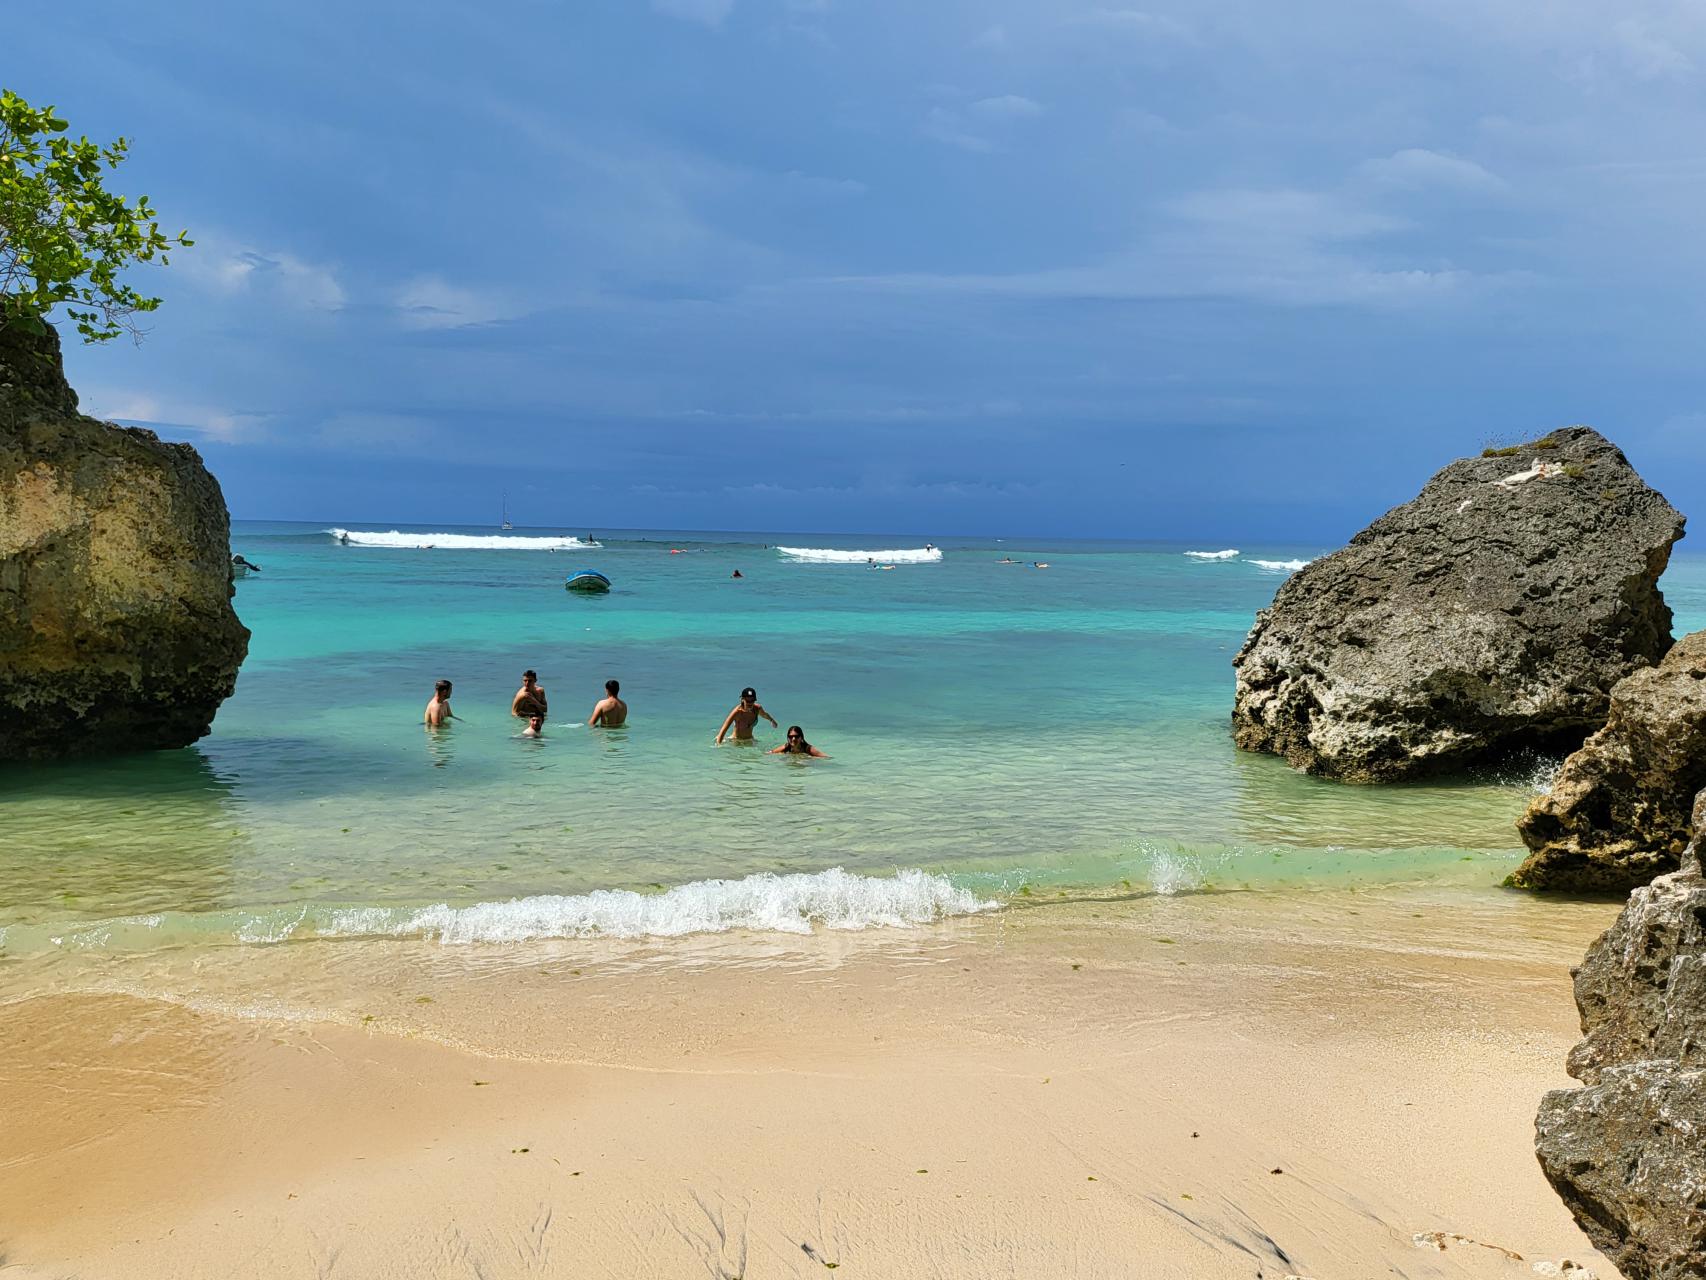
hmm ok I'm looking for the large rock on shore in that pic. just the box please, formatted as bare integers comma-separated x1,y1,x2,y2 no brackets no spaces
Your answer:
1534,790,1706,1279
1232,427,1684,782
1513,631,1706,892
0,320,249,760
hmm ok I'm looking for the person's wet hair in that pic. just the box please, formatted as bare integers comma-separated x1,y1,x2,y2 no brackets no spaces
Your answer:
605,679,620,694
785,726,810,752
435,679,451,695
523,670,537,681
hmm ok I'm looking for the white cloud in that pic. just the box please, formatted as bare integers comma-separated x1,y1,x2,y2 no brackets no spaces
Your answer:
178,238,344,312
394,276,511,329
805,180,1503,310
1071,10,1194,41
652,0,734,27
922,107,995,153
970,94,1044,119
1359,148,1506,193
1615,19,1693,80
82,388,270,443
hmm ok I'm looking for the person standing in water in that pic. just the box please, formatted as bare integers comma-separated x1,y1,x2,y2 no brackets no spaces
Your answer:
715,687,778,744
589,679,628,727
512,670,548,723
424,679,457,727
770,725,828,758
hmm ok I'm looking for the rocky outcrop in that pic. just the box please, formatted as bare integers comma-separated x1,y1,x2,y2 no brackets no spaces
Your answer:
1232,427,1684,782
1535,790,1706,1279
1513,631,1706,892
0,320,249,760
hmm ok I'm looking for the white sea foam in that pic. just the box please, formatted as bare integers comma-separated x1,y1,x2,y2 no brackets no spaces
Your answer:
1184,549,1240,560
319,868,994,943
328,528,599,550
776,546,944,564
1249,558,1311,573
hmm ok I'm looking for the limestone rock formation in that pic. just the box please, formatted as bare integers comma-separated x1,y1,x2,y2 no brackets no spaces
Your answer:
0,320,249,759
1535,790,1706,1279
1232,427,1684,782
1513,631,1706,892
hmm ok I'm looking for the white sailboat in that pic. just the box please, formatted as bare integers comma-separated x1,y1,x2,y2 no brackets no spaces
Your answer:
501,493,513,531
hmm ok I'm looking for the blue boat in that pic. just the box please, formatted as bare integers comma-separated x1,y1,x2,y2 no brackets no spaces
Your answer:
565,570,611,594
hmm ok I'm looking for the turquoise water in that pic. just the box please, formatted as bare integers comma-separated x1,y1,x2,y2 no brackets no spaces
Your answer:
4,523,1702,953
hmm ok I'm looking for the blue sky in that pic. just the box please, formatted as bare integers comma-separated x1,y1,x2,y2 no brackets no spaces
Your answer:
11,0,1704,539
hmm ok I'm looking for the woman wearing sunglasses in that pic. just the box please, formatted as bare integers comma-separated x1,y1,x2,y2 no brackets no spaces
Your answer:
770,726,829,758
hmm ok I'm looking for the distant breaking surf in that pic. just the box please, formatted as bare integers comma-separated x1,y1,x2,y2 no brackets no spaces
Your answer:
328,528,600,550
1250,558,1311,573
1184,549,1240,560
777,546,943,564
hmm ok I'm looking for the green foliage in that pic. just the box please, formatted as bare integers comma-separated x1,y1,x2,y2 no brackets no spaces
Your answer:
0,88,190,343
1481,445,1522,458
1562,462,1586,479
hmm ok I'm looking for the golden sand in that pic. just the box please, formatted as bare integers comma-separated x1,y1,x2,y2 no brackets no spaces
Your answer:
0,886,1623,1279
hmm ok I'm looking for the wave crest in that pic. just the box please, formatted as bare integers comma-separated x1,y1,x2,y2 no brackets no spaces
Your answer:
323,869,991,942
776,546,943,564
1249,558,1311,573
328,528,600,550
1184,549,1240,560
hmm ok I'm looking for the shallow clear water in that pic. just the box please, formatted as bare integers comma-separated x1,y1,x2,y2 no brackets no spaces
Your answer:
3,524,1702,953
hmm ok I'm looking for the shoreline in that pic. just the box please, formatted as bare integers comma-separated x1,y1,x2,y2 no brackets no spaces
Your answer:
1,885,1623,1279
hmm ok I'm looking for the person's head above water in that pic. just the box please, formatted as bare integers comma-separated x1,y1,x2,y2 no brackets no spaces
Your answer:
783,725,812,752
522,670,537,684
741,687,757,704
605,679,620,695
435,679,452,698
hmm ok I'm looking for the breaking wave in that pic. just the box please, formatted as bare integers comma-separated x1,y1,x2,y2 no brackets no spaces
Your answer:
1250,558,1311,573
1184,549,1240,560
328,529,600,550
10,869,996,954
777,546,943,564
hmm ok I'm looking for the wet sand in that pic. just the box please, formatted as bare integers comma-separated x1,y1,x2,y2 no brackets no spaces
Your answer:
0,886,1623,1279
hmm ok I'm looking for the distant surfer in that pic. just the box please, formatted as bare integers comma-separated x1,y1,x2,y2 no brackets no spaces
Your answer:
232,553,262,574
731,569,743,579
512,670,548,723
589,679,628,727
339,532,351,545
716,687,778,744
424,679,457,728
771,725,829,758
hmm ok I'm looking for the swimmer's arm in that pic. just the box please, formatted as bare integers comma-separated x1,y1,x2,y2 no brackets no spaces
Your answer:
588,704,603,727
809,747,830,758
715,709,738,744
767,744,786,754
758,706,778,728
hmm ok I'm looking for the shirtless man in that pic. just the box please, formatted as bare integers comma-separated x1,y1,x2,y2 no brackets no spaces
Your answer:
589,679,628,727
715,687,778,744
424,679,457,727
512,670,548,723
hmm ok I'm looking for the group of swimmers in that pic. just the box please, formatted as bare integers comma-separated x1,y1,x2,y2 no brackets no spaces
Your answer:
422,676,829,756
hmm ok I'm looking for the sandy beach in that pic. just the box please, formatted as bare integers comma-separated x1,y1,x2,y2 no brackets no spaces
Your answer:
0,886,1622,1279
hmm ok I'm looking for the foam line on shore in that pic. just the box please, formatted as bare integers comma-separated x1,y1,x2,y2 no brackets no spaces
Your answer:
776,546,943,564
7,870,997,954
327,529,600,550
322,869,993,942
